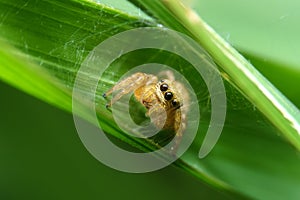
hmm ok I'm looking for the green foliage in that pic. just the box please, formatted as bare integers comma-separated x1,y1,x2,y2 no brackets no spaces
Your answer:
0,0,300,199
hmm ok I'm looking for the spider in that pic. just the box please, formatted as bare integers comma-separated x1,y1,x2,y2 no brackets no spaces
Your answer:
103,70,189,153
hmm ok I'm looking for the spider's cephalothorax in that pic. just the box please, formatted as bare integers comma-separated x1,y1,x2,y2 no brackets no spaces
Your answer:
103,71,189,153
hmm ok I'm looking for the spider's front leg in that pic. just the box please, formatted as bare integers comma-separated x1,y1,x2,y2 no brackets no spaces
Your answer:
158,70,176,82
103,72,157,108
147,103,167,131
148,104,186,155
170,108,187,154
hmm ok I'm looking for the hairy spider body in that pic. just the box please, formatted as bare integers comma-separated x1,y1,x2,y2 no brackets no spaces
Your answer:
103,71,188,153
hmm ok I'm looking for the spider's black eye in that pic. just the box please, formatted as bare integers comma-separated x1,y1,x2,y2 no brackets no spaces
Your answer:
164,92,173,100
172,99,181,109
171,99,178,107
160,84,168,91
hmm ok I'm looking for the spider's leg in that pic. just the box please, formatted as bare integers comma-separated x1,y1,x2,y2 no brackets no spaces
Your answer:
158,70,175,81
147,103,186,155
104,72,157,107
104,72,145,97
170,109,187,155
171,80,190,154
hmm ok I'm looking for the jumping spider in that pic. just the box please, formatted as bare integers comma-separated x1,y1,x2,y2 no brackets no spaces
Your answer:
103,70,189,153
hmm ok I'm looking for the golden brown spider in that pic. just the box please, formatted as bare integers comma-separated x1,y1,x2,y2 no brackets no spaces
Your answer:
103,70,189,153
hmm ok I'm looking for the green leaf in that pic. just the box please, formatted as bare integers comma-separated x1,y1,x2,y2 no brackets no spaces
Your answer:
1,0,300,199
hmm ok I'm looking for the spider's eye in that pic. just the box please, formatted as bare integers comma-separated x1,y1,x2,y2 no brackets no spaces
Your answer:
160,84,168,91
171,99,178,107
164,92,173,100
